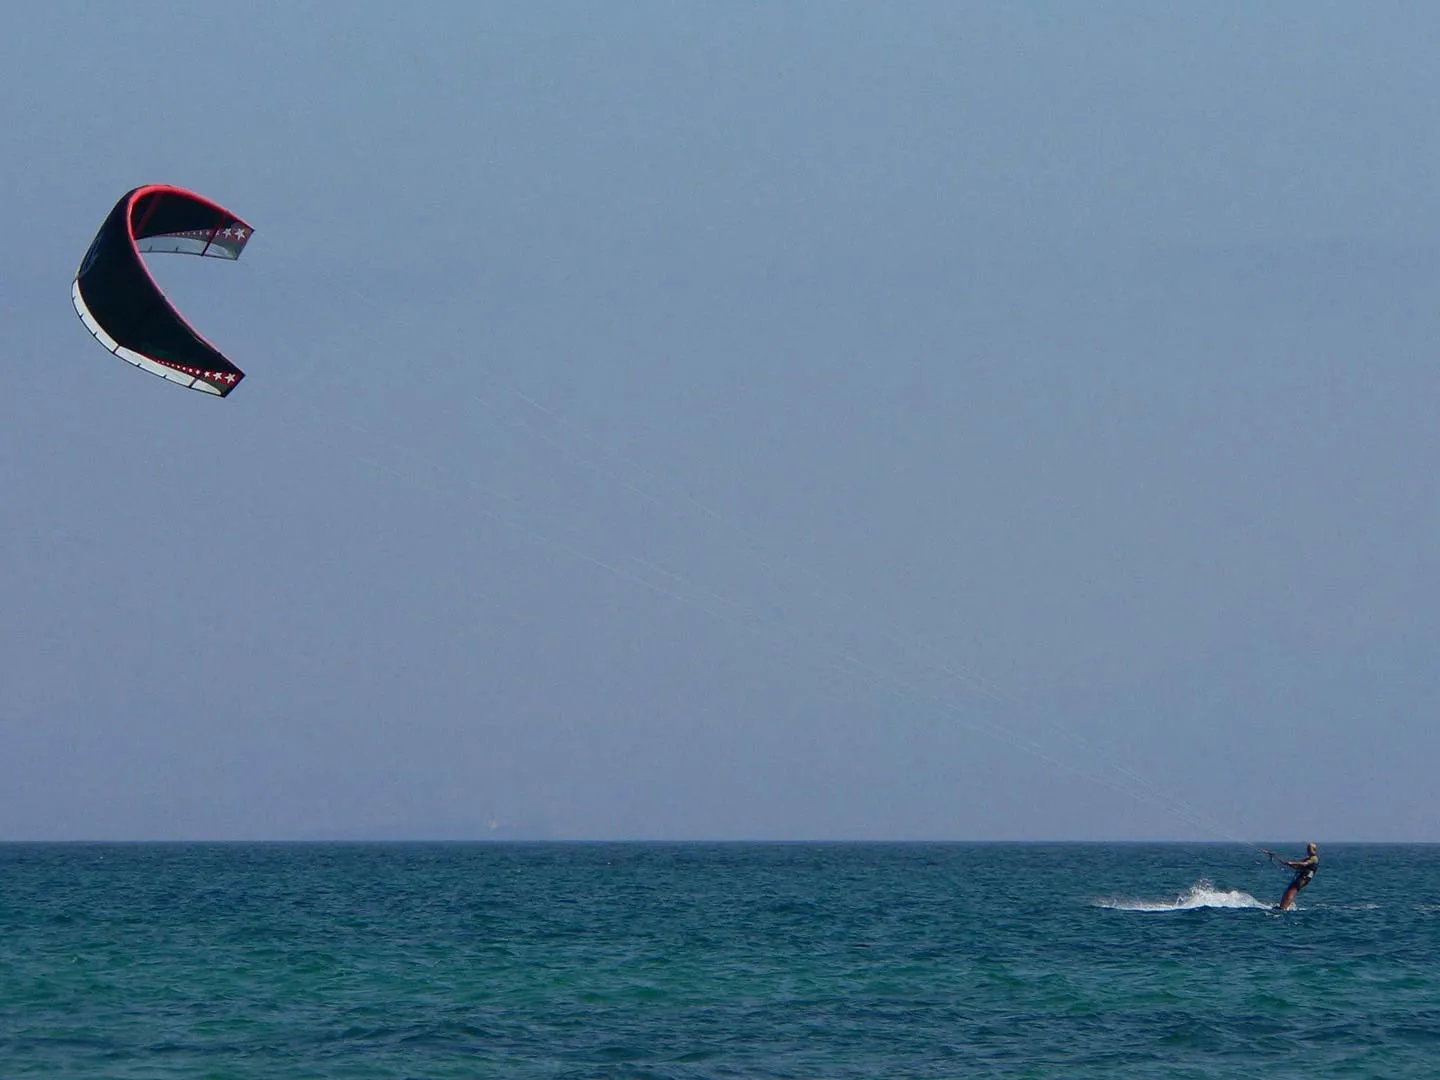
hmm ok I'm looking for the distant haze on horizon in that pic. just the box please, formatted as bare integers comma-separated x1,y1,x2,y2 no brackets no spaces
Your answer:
3,4,1438,842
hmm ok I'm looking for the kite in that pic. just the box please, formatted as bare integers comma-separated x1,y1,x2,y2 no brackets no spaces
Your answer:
72,185,254,397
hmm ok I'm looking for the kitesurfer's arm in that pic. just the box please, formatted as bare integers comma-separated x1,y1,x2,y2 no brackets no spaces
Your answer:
1263,849,1301,870
1264,848,1314,872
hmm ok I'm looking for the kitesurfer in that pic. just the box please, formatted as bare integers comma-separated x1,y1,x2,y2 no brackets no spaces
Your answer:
1264,842,1318,911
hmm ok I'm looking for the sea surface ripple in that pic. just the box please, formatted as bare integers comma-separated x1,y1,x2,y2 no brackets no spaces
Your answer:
2,842,1436,1078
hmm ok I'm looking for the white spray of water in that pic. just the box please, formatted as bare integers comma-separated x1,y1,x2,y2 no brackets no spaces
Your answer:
1097,879,1271,912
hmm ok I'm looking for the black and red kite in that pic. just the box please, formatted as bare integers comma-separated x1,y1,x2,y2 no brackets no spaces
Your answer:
72,185,254,397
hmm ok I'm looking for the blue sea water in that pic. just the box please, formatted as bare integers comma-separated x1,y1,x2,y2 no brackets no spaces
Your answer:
1,843,1437,1078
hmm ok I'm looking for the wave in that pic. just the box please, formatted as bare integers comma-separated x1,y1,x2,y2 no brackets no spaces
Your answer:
1096,880,1272,913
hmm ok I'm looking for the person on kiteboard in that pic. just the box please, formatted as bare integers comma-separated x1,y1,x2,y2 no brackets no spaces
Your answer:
1264,842,1318,911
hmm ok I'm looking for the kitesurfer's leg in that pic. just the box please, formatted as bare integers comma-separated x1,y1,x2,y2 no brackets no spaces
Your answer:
1277,871,1309,911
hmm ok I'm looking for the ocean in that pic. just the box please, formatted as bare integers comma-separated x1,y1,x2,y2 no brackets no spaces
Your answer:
1,842,1436,1078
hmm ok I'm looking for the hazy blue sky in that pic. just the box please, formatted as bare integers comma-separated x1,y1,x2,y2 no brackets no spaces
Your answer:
4,3,1439,841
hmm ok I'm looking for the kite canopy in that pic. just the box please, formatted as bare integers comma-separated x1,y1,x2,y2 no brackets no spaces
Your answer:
72,185,254,397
